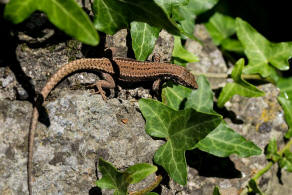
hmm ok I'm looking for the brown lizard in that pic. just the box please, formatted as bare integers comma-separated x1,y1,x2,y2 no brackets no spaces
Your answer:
27,57,197,194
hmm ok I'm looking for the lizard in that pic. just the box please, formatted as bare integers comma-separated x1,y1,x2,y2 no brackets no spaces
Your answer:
27,57,198,194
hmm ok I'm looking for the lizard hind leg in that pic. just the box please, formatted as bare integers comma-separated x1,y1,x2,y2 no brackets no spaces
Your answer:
152,78,162,96
91,72,116,100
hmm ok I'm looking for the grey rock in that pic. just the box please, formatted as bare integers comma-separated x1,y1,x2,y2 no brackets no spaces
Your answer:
0,90,163,194
185,25,228,89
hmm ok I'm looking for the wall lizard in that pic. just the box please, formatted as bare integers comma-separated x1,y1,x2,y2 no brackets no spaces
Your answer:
27,57,198,194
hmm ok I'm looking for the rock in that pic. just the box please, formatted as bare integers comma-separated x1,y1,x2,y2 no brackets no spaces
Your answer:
0,90,163,194
185,25,228,89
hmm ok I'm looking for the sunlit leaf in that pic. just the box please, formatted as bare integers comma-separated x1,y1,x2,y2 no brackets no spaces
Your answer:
217,58,265,108
5,0,99,45
96,158,157,194
139,99,221,184
130,22,160,61
93,0,180,35
236,18,291,77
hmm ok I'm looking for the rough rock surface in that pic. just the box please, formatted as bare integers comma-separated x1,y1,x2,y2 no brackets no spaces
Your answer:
185,25,228,89
0,90,162,194
0,8,292,195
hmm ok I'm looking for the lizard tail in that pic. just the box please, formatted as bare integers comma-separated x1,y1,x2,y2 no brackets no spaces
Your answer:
28,106,39,195
27,58,112,194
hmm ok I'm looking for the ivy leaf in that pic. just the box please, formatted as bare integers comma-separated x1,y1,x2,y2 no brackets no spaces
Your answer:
266,139,280,162
205,12,243,53
277,77,292,99
188,0,219,15
278,95,292,138
172,0,218,38
185,76,261,157
125,163,157,184
279,150,292,172
130,22,160,61
155,0,218,37
4,0,37,23
92,0,180,35
196,122,262,157
96,158,157,194
185,75,216,114
154,0,188,15
172,36,199,66
217,58,265,108
205,12,236,45
277,78,292,138
96,158,128,194
221,39,244,53
139,99,221,184
236,18,292,77
172,5,196,38
161,83,192,111
4,0,99,46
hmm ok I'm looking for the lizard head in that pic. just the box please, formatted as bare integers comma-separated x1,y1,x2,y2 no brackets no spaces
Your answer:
174,67,198,89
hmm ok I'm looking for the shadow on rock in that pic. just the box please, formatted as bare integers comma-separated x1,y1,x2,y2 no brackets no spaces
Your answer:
186,149,242,178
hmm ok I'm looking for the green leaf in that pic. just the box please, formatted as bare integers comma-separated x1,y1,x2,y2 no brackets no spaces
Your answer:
279,150,292,172
154,0,188,15
267,139,278,155
125,163,157,184
130,22,160,61
221,39,244,53
145,193,159,195
96,158,157,194
185,75,216,114
236,18,292,77
139,99,221,184
213,186,221,195
172,0,218,38
248,179,264,195
188,0,218,15
92,0,180,35
278,95,292,138
196,122,262,157
205,13,243,53
172,36,199,66
277,77,292,99
96,158,128,193
205,12,236,45
277,77,292,138
217,58,265,108
266,139,280,162
182,76,261,157
4,0,38,23
161,83,192,110
172,5,196,37
4,0,99,46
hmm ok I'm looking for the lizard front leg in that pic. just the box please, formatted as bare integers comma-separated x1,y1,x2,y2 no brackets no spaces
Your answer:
91,72,116,100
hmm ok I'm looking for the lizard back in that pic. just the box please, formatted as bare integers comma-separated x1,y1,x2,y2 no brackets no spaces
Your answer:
41,58,197,99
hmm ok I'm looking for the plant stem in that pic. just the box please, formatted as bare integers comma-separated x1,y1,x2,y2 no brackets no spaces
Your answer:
251,138,292,181
279,137,292,155
191,71,228,78
252,162,273,181
129,175,162,195
190,71,274,83
240,138,292,195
